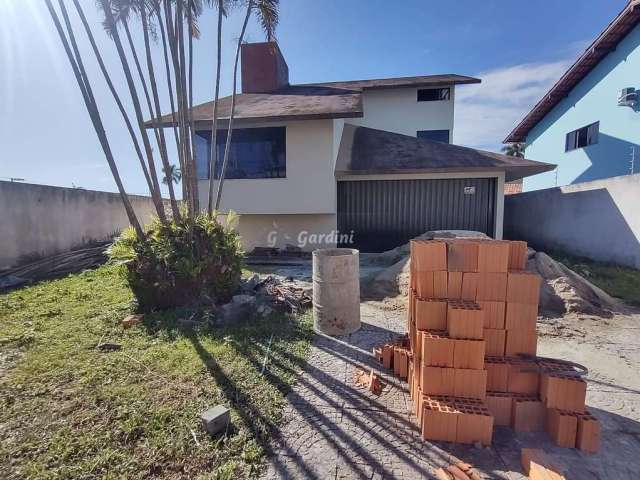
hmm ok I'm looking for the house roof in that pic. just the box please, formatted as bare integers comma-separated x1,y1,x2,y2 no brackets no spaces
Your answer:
336,124,555,182
149,74,480,127
505,0,640,143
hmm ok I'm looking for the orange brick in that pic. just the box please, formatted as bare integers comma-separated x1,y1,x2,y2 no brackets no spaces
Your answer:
483,328,506,356
506,271,541,305
505,302,537,331
421,398,459,442
421,367,456,397
507,358,539,395
486,357,509,391
477,240,510,273
479,301,506,329
512,397,545,432
447,271,463,300
576,409,601,453
453,339,485,370
415,298,447,331
421,331,454,367
411,240,447,271
461,272,479,301
505,329,537,356
454,399,494,445
393,348,408,379
447,301,484,340
454,368,487,400
476,273,507,302
546,409,577,448
521,449,565,478
433,271,448,299
541,373,587,413
382,345,393,369
508,241,528,271
486,392,512,426
406,289,414,330
447,240,479,272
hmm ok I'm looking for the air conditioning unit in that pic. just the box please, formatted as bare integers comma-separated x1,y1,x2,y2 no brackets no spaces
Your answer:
618,87,637,107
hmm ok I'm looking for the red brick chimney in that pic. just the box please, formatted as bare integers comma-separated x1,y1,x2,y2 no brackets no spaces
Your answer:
241,42,289,93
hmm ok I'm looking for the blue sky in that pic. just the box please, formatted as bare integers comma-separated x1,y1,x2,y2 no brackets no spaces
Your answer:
0,0,628,194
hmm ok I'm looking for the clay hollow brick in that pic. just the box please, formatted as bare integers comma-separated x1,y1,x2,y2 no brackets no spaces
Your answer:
486,392,513,426
454,368,487,400
505,329,538,356
477,240,510,273
414,271,448,299
415,298,448,331
453,339,485,370
447,240,479,272
505,302,538,331
447,301,484,340
507,358,540,395
411,240,447,272
506,271,541,305
476,273,507,302
483,328,506,357
541,373,587,413
486,357,509,392
448,271,463,300
575,409,601,453
512,397,546,432
508,241,528,271
546,409,578,448
454,401,494,445
461,273,479,301
421,366,456,397
421,331,454,368
479,300,506,329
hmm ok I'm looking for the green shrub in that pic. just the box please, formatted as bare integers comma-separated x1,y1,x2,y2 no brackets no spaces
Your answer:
109,213,243,311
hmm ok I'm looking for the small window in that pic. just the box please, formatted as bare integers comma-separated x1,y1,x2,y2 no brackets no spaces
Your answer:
194,127,286,180
417,87,450,102
417,129,450,144
565,122,599,152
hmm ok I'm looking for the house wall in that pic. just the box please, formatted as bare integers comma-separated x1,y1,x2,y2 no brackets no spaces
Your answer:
524,23,640,191
0,181,159,269
198,119,336,215
504,174,640,268
348,86,456,140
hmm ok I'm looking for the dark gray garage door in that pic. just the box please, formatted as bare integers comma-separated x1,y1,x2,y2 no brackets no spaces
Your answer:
337,178,496,252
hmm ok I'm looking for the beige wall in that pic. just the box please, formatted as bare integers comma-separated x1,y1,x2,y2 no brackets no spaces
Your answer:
234,213,338,252
348,87,456,139
199,119,336,215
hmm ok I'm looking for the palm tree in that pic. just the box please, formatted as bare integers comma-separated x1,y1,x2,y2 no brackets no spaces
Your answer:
45,0,144,238
214,0,279,211
501,142,526,158
162,164,182,185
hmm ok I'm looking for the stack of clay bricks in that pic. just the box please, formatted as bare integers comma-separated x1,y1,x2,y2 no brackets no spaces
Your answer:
395,237,602,452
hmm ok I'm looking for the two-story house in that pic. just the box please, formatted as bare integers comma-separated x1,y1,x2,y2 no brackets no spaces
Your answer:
505,0,640,191
157,42,552,252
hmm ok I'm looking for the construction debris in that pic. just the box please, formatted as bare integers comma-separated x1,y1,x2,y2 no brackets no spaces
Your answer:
200,405,231,436
353,368,384,395
433,461,482,480
374,238,601,454
121,314,144,329
0,243,109,289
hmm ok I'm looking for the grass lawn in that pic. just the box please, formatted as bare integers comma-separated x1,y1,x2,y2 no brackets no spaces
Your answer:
553,252,640,306
0,265,313,479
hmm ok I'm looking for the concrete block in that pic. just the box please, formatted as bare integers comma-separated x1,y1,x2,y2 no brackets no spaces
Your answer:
201,405,230,436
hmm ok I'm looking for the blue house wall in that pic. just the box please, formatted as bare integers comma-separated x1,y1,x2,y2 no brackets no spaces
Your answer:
524,23,640,191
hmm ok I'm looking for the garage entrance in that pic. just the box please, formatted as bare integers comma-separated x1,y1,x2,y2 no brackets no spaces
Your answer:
337,178,497,252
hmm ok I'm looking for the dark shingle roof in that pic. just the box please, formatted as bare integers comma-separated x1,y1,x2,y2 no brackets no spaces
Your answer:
149,75,480,127
505,0,640,143
336,124,555,182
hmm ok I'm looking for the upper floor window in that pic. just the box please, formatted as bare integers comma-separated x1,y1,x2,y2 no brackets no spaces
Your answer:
565,122,599,152
195,126,286,180
417,129,450,144
417,87,451,102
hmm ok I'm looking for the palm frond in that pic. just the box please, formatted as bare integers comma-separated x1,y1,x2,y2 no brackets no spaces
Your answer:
253,0,278,41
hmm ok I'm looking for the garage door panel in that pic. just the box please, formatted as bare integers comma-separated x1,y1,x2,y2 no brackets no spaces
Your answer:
337,178,496,252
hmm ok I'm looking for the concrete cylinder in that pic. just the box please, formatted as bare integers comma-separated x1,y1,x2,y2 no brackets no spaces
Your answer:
312,248,361,336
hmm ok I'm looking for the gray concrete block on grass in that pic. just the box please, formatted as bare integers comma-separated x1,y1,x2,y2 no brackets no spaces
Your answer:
200,405,230,436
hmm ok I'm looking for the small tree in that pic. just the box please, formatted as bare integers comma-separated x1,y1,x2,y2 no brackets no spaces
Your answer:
501,142,526,158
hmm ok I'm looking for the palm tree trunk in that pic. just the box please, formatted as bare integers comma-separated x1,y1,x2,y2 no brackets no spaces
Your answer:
102,2,167,223
207,3,223,215
186,2,200,213
214,0,253,211
72,0,155,198
156,5,185,201
140,8,181,220
46,0,143,239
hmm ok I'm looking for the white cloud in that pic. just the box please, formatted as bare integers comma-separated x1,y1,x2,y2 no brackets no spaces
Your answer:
454,60,572,151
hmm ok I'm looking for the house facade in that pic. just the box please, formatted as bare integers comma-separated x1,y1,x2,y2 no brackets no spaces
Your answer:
157,42,552,253
505,0,640,191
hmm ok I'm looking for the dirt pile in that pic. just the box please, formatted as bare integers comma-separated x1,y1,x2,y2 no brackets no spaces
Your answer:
360,233,626,317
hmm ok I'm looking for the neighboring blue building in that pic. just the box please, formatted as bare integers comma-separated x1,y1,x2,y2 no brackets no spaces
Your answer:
505,1,640,191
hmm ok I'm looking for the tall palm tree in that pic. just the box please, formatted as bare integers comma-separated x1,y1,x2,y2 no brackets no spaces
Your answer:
45,0,144,238
162,164,182,185
214,0,279,211
207,0,228,214
501,142,526,158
